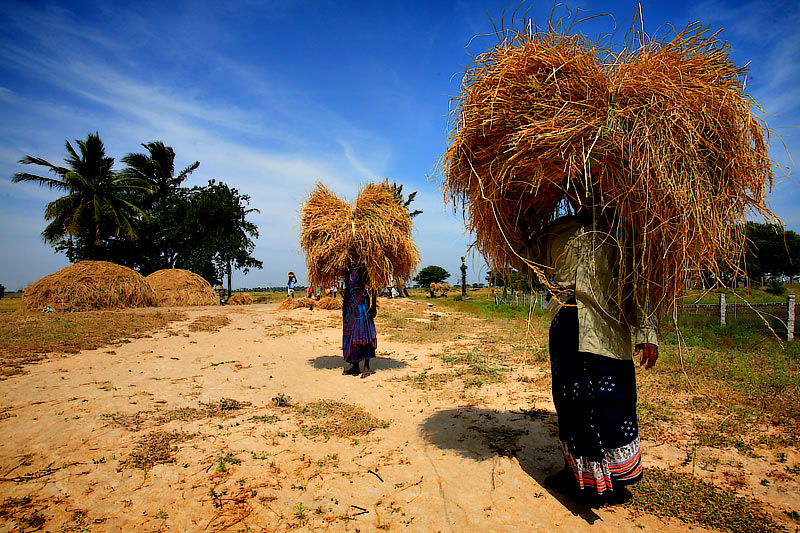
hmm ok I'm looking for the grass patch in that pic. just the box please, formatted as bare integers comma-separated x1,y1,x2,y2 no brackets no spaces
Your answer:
187,315,231,332
0,309,185,378
298,400,389,439
0,293,21,313
124,430,194,471
625,467,781,533
399,370,454,390
439,348,507,387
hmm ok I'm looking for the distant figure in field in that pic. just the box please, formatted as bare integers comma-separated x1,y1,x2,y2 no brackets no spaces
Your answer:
397,278,410,298
287,272,298,298
441,282,451,298
342,265,378,378
429,282,439,298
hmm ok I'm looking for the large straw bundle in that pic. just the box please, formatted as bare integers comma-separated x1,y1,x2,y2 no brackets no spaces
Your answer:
22,261,156,312
442,23,774,314
300,181,420,291
146,269,219,307
227,293,253,305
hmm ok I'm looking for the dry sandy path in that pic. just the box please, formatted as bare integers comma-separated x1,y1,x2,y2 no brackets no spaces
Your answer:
0,301,747,531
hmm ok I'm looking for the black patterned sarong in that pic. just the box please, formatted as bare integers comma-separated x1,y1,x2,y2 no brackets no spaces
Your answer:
549,302,643,494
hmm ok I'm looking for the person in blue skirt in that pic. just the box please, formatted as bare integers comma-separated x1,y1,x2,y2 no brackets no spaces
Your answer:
341,265,378,378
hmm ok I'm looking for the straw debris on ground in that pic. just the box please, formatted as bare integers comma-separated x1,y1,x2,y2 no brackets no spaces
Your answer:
297,400,389,439
442,23,775,315
300,181,419,291
146,269,219,307
21,261,157,312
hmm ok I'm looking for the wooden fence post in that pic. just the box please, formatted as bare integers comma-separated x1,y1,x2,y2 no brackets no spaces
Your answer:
719,293,727,326
788,294,796,342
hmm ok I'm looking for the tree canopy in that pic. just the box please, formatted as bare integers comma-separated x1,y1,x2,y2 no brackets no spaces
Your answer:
415,265,450,286
744,222,800,279
12,133,150,259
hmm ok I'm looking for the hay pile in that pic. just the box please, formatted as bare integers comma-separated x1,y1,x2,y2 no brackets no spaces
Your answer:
316,297,342,310
227,293,253,305
300,181,420,291
278,297,313,310
442,23,775,314
145,269,219,307
22,261,156,312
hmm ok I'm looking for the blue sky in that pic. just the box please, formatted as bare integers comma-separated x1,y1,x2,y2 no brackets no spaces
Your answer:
1,0,797,290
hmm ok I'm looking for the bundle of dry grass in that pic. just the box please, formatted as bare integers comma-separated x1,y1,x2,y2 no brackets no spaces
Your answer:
316,297,342,310
442,23,775,313
300,181,420,291
145,269,219,307
227,292,253,305
22,261,156,312
277,297,313,310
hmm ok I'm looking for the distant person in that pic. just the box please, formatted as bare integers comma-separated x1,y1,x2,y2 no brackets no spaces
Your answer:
287,272,298,298
342,264,377,378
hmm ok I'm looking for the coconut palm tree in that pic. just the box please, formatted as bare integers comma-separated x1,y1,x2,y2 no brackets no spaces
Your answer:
12,133,150,259
121,141,199,206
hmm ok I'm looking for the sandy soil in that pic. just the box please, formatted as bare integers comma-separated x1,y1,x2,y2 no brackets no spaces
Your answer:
0,299,796,532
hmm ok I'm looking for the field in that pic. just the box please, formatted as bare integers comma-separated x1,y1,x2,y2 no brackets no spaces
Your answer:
0,292,797,531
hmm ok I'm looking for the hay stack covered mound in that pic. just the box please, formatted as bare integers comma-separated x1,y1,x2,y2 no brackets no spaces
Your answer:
22,260,156,312
146,269,219,307
442,24,774,313
227,293,253,305
300,181,420,291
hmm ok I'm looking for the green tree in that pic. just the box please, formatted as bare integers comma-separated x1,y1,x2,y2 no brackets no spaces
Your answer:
415,265,450,286
12,133,150,259
390,182,422,219
121,141,199,206
179,180,263,294
0,283,5,300
744,222,800,279
486,268,538,292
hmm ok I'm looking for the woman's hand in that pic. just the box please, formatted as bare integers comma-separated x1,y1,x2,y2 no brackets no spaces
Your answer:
634,343,658,369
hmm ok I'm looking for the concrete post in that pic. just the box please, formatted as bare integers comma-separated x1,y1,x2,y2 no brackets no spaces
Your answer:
719,293,727,326
788,294,796,342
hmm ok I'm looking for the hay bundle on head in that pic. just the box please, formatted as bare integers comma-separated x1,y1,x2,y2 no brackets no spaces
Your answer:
300,181,420,291
146,269,219,307
22,260,156,312
227,292,253,305
442,23,775,314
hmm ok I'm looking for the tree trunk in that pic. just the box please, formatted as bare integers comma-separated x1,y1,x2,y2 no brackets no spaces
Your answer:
461,264,467,297
92,223,100,260
227,259,232,299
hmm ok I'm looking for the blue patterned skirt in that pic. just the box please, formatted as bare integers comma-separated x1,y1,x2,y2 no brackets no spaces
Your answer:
342,287,377,364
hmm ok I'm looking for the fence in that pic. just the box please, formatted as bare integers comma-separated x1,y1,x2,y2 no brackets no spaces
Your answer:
493,291,797,341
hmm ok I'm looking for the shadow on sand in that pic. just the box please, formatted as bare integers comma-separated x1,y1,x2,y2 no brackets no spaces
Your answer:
420,406,604,524
309,355,408,372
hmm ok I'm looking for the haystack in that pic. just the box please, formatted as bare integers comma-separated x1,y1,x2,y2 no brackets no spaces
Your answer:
278,297,313,310
300,181,420,291
227,293,253,305
22,260,156,312
146,269,219,307
316,297,342,310
442,23,775,314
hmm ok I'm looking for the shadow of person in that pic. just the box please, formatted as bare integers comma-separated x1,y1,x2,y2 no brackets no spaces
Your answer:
309,355,408,371
420,406,603,524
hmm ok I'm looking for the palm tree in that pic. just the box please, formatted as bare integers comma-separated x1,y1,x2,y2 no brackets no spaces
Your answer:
390,182,422,219
121,141,199,205
12,133,150,259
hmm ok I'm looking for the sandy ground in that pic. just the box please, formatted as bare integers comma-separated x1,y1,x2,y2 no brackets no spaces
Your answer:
0,299,796,532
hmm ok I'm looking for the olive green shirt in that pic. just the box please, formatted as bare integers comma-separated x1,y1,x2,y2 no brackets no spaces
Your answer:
514,217,658,361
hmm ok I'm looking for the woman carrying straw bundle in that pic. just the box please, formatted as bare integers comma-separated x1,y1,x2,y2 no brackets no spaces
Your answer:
511,188,658,499
442,18,774,501
341,263,378,377
300,181,420,379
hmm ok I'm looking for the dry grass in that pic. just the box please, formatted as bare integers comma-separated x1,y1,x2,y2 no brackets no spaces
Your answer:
297,400,389,439
227,293,253,305
300,181,419,291
442,23,775,315
0,309,185,378
146,269,219,306
105,399,253,431
21,260,157,312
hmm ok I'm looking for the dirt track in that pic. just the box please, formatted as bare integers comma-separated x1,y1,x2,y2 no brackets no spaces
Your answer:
0,300,796,531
